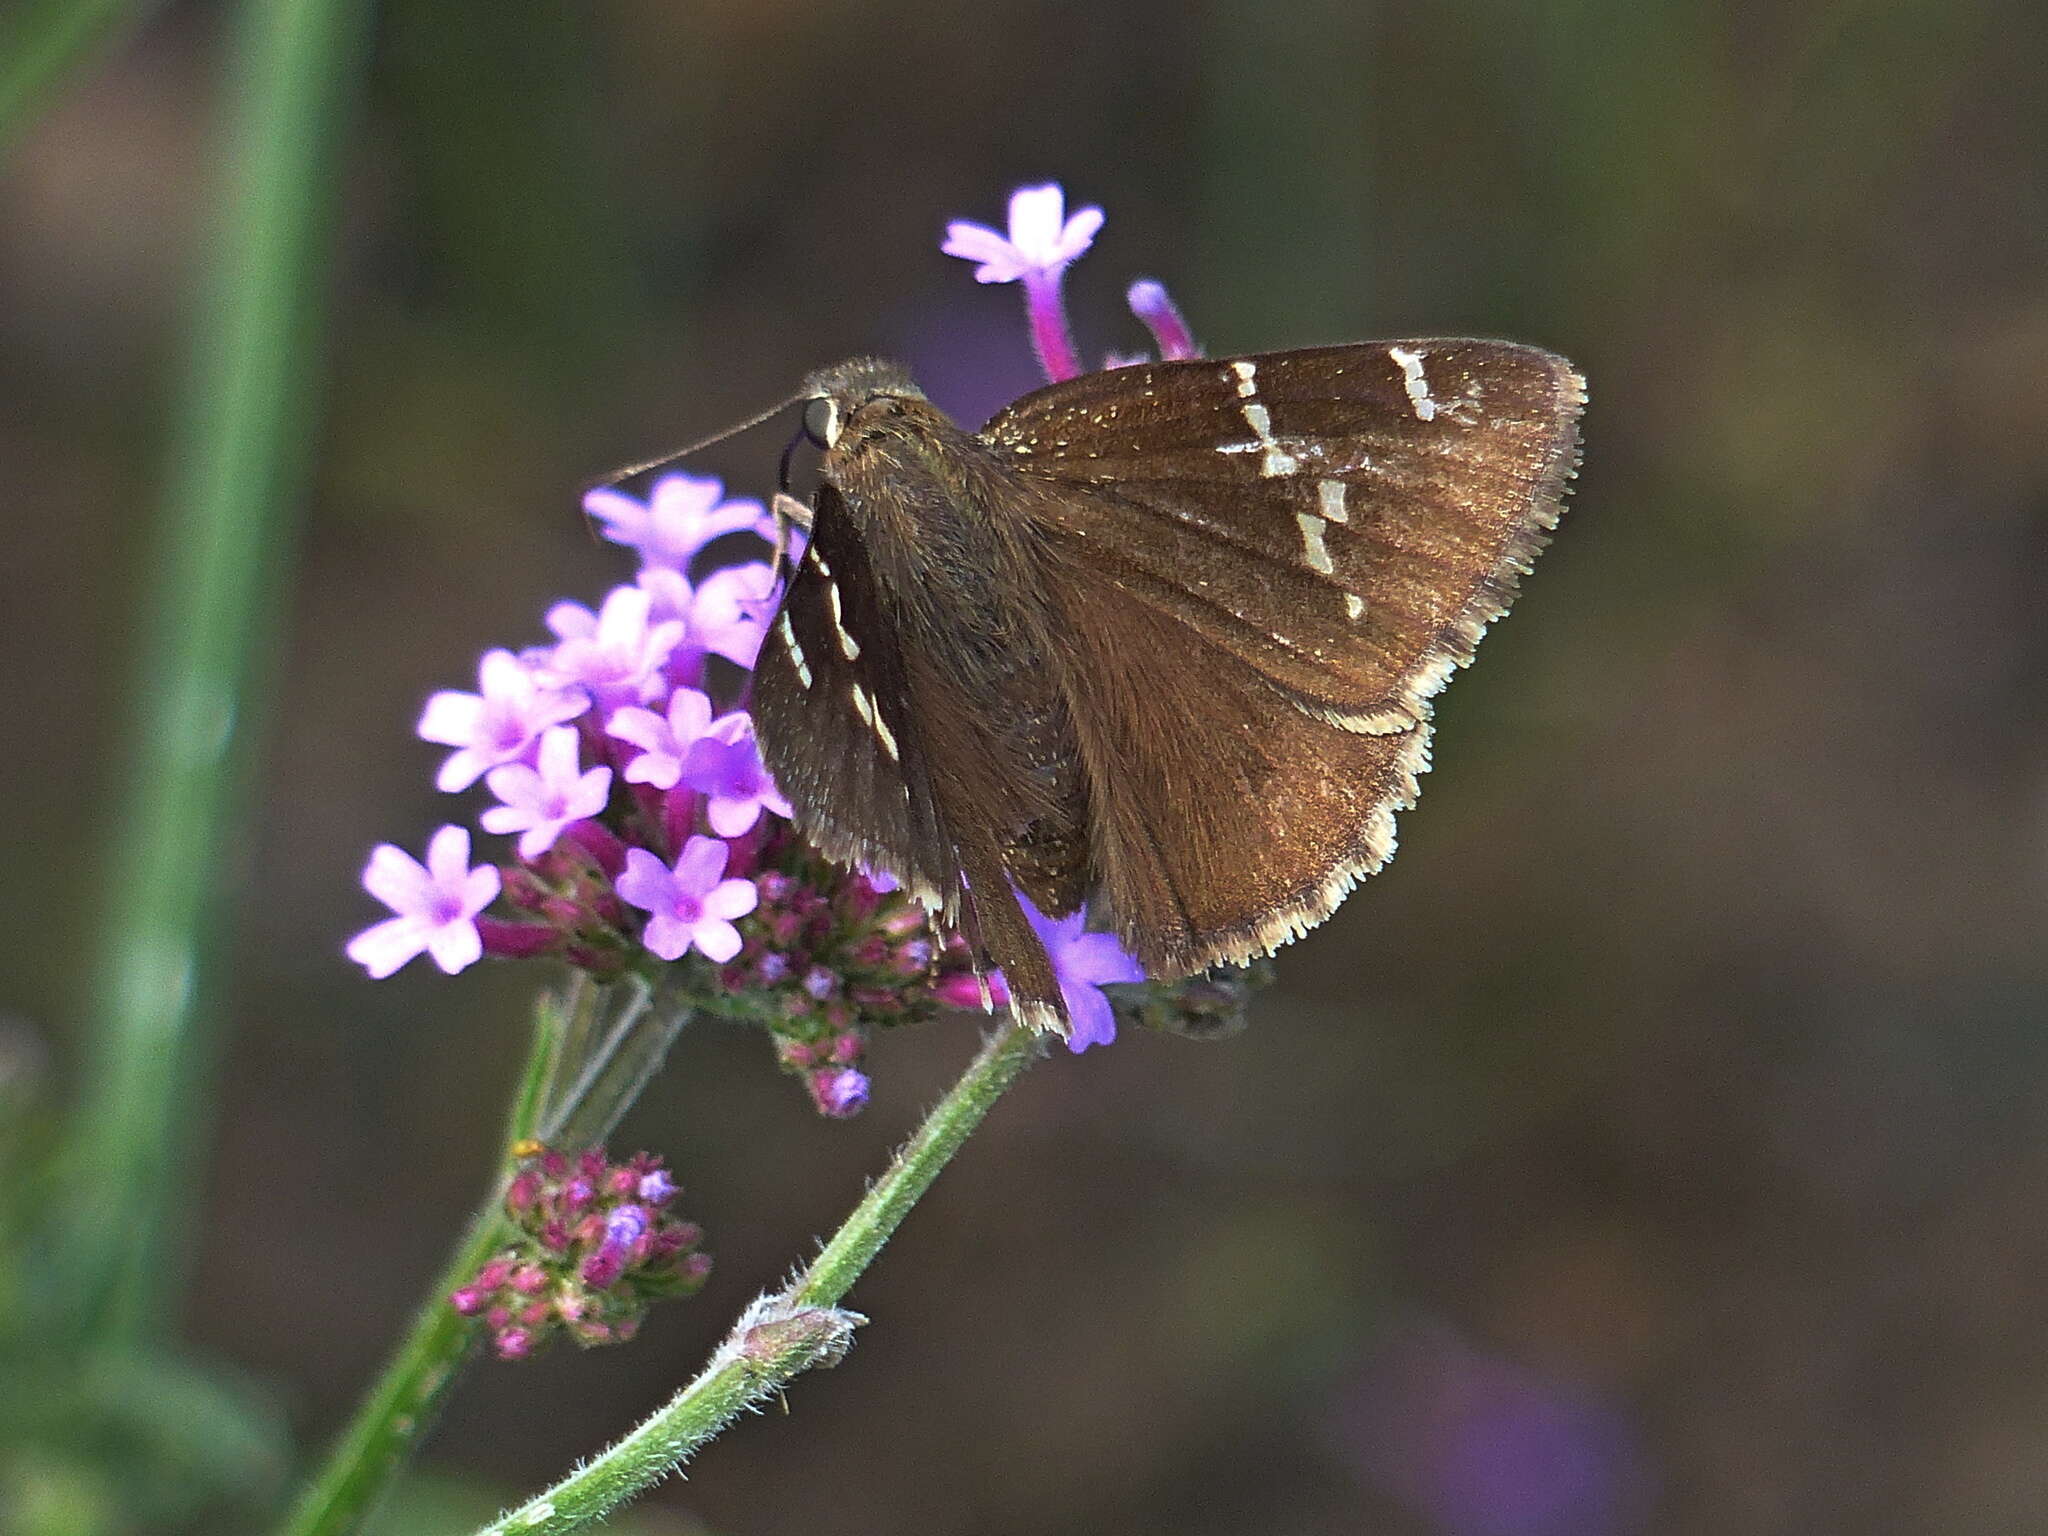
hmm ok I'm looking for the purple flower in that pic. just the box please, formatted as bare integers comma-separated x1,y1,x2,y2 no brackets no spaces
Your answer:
634,565,694,629
582,1202,652,1289
537,586,686,708
480,725,614,860
347,825,502,978
582,472,768,571
1126,279,1200,361
682,713,793,836
637,1168,678,1205
808,1067,871,1119
607,688,714,791
942,183,1103,285
616,835,760,963
416,648,589,792
943,183,1103,383
1022,895,1144,1053
688,562,780,667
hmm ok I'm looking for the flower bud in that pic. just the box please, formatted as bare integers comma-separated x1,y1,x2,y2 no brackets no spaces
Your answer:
806,1067,871,1119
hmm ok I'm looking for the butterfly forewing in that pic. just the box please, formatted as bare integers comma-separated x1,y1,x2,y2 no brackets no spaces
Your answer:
750,486,946,905
981,341,1584,733
751,482,1073,1026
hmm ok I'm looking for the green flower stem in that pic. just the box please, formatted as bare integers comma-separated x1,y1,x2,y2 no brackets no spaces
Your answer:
277,986,575,1536
0,0,161,152
57,0,372,1348
475,1018,1045,1536
791,1018,1042,1311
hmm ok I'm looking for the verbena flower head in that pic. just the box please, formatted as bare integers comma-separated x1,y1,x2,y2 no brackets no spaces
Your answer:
583,471,769,570
451,1144,710,1357
417,648,588,793
346,826,500,979
352,181,1232,1114
941,183,1103,286
1026,898,1146,1051
943,182,1200,384
616,836,759,963
480,725,613,860
536,585,686,710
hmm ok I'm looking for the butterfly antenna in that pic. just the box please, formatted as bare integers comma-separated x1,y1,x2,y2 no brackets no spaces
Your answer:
584,390,806,493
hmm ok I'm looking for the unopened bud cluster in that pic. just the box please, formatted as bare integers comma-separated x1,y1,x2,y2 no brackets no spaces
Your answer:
452,1144,710,1358
715,830,987,1116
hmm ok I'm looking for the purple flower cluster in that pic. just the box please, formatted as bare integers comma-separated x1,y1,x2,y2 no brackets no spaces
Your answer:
345,468,791,983
451,1144,710,1358
349,183,1200,1077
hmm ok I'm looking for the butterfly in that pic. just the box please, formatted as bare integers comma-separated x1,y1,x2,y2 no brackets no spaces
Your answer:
747,341,1585,1032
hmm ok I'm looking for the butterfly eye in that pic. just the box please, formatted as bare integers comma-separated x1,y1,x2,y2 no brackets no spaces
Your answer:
802,396,842,450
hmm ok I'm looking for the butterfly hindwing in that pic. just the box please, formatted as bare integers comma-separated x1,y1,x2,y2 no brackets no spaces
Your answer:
981,340,1584,734
1035,516,1435,975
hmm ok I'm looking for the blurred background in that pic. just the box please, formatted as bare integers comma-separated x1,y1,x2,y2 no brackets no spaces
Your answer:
4,1,2046,1532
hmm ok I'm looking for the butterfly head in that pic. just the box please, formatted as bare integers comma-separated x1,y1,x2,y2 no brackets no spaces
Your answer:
799,358,927,453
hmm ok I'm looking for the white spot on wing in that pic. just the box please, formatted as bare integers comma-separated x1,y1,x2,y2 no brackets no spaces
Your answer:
847,681,900,758
776,611,812,688
1344,592,1366,619
1224,359,1300,476
1388,346,1437,421
1317,477,1348,522
1296,511,1334,574
826,582,860,659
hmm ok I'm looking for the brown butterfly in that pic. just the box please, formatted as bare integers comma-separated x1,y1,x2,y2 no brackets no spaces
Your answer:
747,341,1585,1032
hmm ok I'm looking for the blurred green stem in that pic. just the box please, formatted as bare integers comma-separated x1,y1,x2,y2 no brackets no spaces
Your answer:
475,1019,1044,1536
57,0,372,1345
0,0,161,152
277,982,572,1536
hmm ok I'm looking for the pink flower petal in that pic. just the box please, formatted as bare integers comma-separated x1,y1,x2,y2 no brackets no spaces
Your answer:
672,834,728,893
361,844,432,911
701,878,759,923
426,918,486,974
693,920,743,964
346,916,431,979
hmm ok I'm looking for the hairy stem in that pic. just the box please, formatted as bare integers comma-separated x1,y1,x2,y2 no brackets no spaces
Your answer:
475,1018,1044,1536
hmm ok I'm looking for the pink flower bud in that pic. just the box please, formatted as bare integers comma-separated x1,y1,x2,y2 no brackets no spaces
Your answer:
638,1169,678,1205
506,1172,543,1214
495,1328,534,1360
807,1067,871,1119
